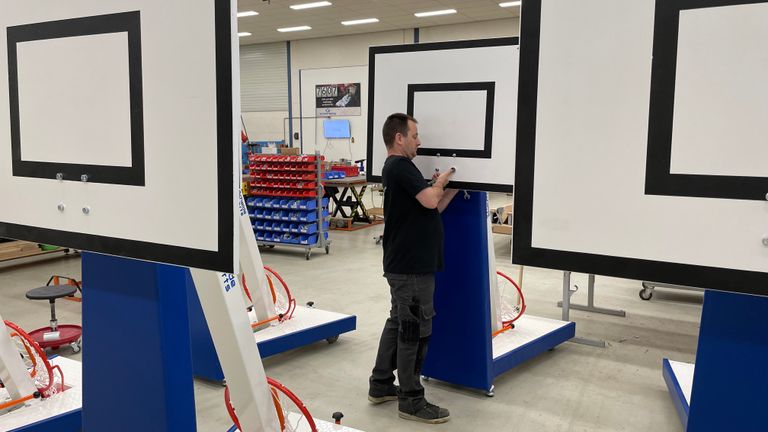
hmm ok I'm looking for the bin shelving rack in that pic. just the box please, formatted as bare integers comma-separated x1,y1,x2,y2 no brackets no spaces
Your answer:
247,153,330,260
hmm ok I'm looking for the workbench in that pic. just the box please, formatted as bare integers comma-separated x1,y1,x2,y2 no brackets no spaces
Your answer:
323,175,377,226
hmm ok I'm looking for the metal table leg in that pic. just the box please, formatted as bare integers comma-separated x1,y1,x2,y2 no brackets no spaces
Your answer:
562,271,606,348
557,274,626,317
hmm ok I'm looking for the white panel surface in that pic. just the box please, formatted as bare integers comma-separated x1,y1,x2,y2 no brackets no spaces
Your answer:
491,315,572,359
669,360,694,405
0,0,239,271
17,33,132,166
251,306,352,343
0,357,81,430
527,0,768,275
413,91,487,152
369,40,518,191
670,3,768,177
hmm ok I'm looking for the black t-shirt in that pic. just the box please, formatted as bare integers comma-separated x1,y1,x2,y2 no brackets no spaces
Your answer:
381,156,444,274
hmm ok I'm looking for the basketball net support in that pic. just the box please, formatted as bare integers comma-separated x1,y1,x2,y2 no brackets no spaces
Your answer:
0,311,38,411
185,194,288,431
190,268,279,431
237,193,277,326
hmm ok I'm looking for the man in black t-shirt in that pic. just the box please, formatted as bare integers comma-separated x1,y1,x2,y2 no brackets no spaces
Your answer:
368,113,457,424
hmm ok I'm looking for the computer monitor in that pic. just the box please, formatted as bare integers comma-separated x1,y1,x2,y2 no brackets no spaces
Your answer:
323,119,351,139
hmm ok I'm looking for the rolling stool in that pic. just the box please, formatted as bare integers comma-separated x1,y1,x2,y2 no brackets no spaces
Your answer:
25,277,82,353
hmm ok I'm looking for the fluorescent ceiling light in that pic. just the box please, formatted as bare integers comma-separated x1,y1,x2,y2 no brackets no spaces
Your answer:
290,1,332,10
237,11,259,17
277,26,312,32
414,9,457,18
341,18,379,26
499,1,522,7
238,32,252,37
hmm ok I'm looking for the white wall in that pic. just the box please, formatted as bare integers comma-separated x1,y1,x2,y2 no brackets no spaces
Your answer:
288,29,412,154
240,18,520,157
418,18,519,42
299,66,367,161
242,111,288,142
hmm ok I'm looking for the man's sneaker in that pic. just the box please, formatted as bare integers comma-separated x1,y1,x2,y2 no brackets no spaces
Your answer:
398,401,450,424
368,385,399,404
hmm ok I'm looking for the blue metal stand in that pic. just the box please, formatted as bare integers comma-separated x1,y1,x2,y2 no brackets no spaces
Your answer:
10,410,81,432
81,253,197,431
422,192,494,391
685,290,768,431
422,191,574,393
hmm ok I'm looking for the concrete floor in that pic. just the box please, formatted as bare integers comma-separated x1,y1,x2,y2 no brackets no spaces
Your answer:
0,193,701,431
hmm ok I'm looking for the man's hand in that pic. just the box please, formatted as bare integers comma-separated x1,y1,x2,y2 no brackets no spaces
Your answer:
416,168,455,209
432,169,454,189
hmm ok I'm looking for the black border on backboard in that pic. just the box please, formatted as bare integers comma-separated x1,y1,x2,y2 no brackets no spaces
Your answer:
645,0,768,201
367,37,518,193
7,11,145,186
513,0,768,296
0,3,235,273
407,82,495,159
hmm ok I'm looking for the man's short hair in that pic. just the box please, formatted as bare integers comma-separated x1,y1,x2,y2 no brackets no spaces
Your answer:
382,113,417,148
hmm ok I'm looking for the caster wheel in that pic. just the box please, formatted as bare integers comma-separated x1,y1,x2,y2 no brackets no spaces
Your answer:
305,250,311,260
71,342,81,353
421,375,430,381
639,289,653,301
268,245,276,249
325,245,330,254
485,386,495,397
326,335,339,344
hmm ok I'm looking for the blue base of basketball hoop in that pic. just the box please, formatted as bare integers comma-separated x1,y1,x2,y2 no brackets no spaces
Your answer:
674,290,768,431
421,191,574,394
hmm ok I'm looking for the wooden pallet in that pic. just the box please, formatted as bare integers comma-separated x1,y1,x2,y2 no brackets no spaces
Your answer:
0,241,62,262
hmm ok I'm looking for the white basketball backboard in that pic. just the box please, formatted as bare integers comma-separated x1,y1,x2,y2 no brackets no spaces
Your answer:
367,38,519,193
0,0,240,272
514,0,768,296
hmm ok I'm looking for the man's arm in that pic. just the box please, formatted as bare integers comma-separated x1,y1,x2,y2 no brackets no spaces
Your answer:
437,188,459,213
415,170,453,209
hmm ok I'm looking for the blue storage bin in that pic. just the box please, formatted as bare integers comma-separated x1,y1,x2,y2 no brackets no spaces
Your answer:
298,223,317,234
288,199,300,209
298,211,318,222
300,234,318,245
297,199,313,210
